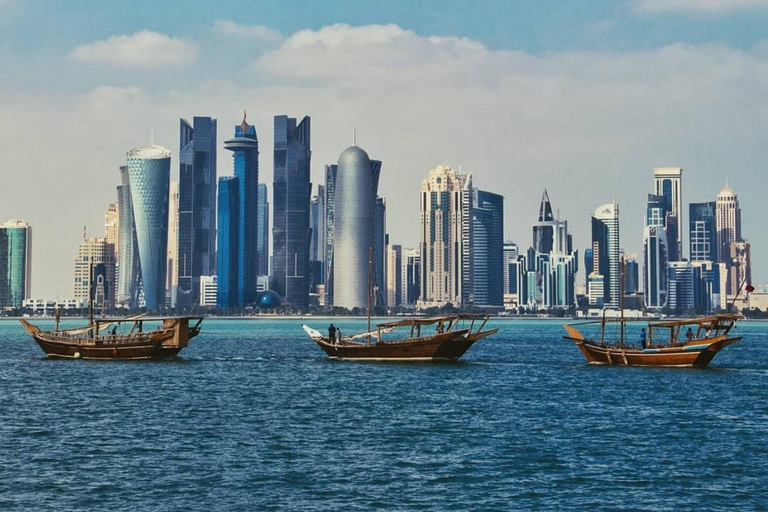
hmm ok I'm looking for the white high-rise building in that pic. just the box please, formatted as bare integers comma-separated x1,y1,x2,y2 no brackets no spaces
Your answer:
199,275,218,307
418,164,472,308
386,244,402,308
653,167,683,259
74,237,116,309
105,202,119,253
715,185,741,264
589,202,620,310
167,181,179,307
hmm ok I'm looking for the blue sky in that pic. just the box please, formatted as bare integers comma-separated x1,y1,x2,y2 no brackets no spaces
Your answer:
1,0,767,297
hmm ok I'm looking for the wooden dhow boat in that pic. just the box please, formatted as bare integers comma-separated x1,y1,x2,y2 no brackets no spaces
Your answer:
563,315,742,368
302,314,498,362
20,315,204,360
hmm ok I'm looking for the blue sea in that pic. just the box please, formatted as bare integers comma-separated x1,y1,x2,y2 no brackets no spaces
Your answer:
1,318,766,511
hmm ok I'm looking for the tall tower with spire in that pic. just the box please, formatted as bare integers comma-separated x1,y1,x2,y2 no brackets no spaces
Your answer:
530,190,577,308
217,111,259,308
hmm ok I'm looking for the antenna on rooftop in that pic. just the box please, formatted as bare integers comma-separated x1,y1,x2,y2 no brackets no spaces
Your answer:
353,122,357,146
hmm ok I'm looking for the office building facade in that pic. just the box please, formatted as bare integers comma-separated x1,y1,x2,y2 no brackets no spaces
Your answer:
218,113,259,307
472,189,504,308
74,237,116,309
178,116,217,310
653,167,683,260
589,202,620,310
272,115,311,309
0,219,32,308
419,164,471,308
689,201,717,263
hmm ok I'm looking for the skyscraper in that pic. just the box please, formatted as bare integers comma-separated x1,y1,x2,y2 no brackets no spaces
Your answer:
105,202,119,252
272,115,311,310
323,164,338,297
116,166,138,308
530,190,577,309
402,247,421,306
216,177,239,309
533,189,555,254
589,202,620,310
166,181,179,307
74,237,116,310
472,189,504,308
644,194,669,310
218,112,259,307
374,197,387,306
689,201,716,262
654,167,683,260
310,185,326,263
126,145,171,310
257,183,269,277
177,116,217,310
0,219,32,308
332,143,380,309
386,243,402,307
715,185,750,296
419,164,471,308
502,242,520,309
715,185,741,264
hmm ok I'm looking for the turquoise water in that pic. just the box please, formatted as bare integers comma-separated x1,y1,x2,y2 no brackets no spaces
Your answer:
1,318,766,511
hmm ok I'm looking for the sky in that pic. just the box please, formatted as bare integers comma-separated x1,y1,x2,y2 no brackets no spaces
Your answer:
1,0,767,299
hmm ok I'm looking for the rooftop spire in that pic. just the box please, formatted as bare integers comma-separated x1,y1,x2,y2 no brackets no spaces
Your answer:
353,122,357,146
240,109,249,132
538,189,553,222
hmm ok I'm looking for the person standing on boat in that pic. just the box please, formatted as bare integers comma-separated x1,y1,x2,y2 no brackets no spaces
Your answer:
640,328,647,349
337,328,342,343
328,324,337,344
686,328,694,342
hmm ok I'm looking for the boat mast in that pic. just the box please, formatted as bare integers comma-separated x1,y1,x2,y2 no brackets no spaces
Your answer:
367,246,373,343
619,255,625,347
88,257,94,333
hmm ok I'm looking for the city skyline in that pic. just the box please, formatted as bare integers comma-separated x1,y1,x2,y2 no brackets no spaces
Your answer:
1,2,766,297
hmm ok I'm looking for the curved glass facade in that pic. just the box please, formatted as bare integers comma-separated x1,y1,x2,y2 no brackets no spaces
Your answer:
333,146,374,309
127,145,171,310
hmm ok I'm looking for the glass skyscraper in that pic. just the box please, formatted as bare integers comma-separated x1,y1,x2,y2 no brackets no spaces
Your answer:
689,201,716,262
219,114,259,307
0,219,32,308
374,197,386,306
323,164,338,299
116,165,139,308
126,145,171,311
472,189,504,308
177,116,217,310
257,183,269,277
530,190,577,309
216,177,239,309
272,115,311,310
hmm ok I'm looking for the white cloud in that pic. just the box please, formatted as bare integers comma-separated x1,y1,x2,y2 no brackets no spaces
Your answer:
4,23,768,296
70,31,197,68
213,20,282,42
637,0,768,12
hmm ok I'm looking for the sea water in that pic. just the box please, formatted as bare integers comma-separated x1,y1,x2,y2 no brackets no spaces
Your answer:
1,318,766,511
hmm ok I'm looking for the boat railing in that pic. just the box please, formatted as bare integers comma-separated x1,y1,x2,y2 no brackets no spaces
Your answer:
43,328,174,346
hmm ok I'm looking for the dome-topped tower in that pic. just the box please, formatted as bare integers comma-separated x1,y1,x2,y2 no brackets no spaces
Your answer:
333,145,376,309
